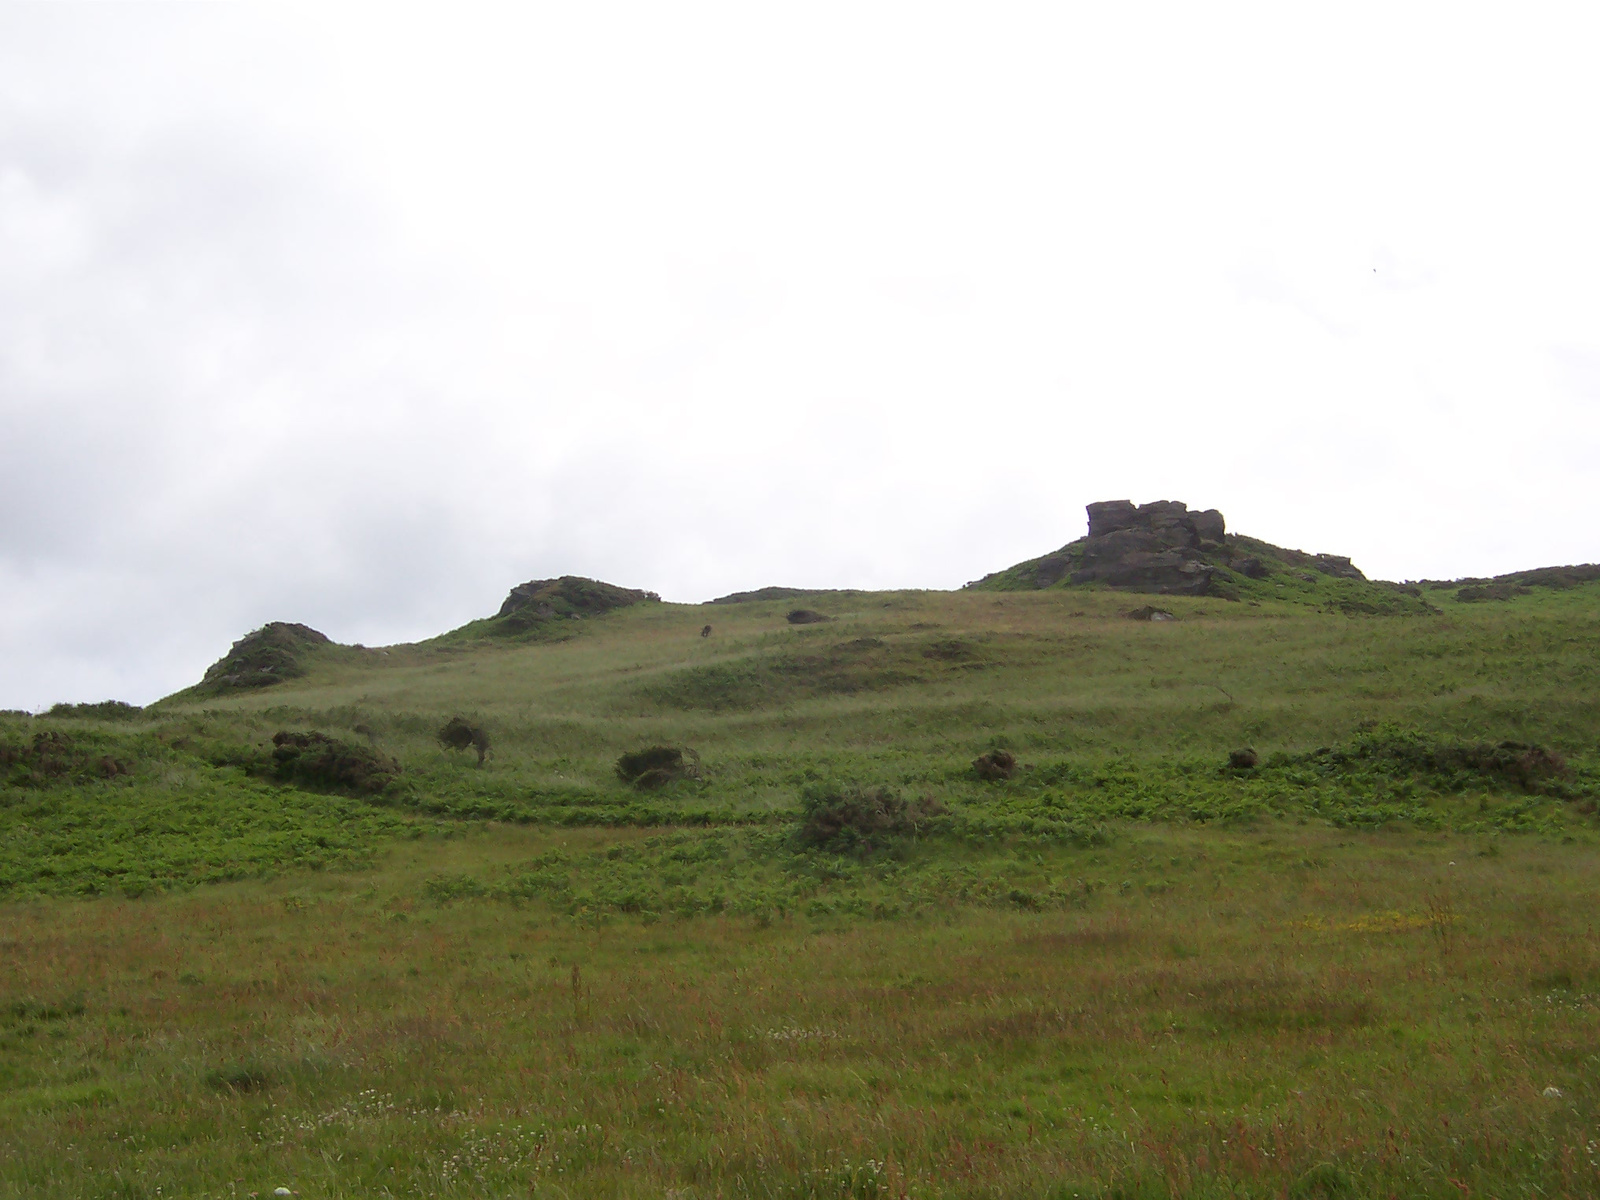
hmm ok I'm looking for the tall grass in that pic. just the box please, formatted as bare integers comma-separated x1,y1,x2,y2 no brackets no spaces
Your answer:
2,825,1599,1197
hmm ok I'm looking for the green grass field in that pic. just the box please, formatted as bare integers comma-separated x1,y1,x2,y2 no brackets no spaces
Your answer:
4,582,1600,1197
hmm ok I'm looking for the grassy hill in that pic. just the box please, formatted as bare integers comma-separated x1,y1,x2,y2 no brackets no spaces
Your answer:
4,574,1600,1198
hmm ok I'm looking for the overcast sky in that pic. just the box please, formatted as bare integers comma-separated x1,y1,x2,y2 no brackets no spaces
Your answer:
3,4,1599,709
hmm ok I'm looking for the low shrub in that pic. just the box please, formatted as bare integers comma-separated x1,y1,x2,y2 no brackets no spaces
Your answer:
1302,724,1570,794
437,716,490,766
1,730,133,786
43,701,143,721
270,731,399,794
973,749,1017,780
797,783,946,852
615,745,700,789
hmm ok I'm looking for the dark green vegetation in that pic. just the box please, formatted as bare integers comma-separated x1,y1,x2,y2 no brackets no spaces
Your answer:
193,620,333,695
4,571,1600,1197
482,575,660,637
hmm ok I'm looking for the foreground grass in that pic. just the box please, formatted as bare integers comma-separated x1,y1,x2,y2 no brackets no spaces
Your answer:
4,823,1600,1199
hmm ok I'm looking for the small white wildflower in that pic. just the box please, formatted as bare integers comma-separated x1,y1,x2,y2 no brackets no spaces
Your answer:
1543,1086,1563,1099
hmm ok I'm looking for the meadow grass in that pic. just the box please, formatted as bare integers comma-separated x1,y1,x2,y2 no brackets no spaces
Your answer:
3,824,1599,1198
3,581,1600,1196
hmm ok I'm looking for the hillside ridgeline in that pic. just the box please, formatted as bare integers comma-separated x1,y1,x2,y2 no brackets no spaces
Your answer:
188,576,659,695
967,498,1434,613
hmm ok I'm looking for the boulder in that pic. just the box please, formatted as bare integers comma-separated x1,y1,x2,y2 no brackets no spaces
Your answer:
1312,555,1366,581
1125,606,1177,621
1086,500,1141,538
1192,509,1226,543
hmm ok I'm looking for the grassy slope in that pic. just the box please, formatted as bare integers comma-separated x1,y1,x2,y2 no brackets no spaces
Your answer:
4,583,1600,1198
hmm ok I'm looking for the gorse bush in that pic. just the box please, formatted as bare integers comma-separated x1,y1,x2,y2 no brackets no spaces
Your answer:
614,746,700,789
437,716,491,766
270,731,399,794
1,729,131,786
1282,723,1571,795
797,783,946,852
43,701,143,721
972,749,1017,780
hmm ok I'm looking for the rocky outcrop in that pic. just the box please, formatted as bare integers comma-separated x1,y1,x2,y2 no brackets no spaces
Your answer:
961,498,1430,610
497,576,659,631
1071,500,1228,596
200,622,331,692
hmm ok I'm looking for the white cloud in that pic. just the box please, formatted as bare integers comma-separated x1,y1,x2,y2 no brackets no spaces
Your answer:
2,3,1599,707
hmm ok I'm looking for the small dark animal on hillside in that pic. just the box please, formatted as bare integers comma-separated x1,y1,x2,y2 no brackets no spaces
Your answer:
1228,747,1259,770
701,625,712,637
437,716,491,766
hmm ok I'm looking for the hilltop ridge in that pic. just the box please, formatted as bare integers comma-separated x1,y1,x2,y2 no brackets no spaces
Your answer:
966,498,1427,614
170,507,1600,700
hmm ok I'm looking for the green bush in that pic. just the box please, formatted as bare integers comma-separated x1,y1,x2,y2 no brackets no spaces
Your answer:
270,731,399,794
796,782,946,852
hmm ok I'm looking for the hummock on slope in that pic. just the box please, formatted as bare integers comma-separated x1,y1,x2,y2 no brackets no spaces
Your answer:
197,622,332,694
493,576,660,632
967,499,1428,612
187,577,659,695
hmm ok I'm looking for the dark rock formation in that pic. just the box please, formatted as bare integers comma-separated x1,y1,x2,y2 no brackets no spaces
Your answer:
1312,555,1364,580
960,498,1437,611
1125,606,1177,621
1071,500,1226,596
